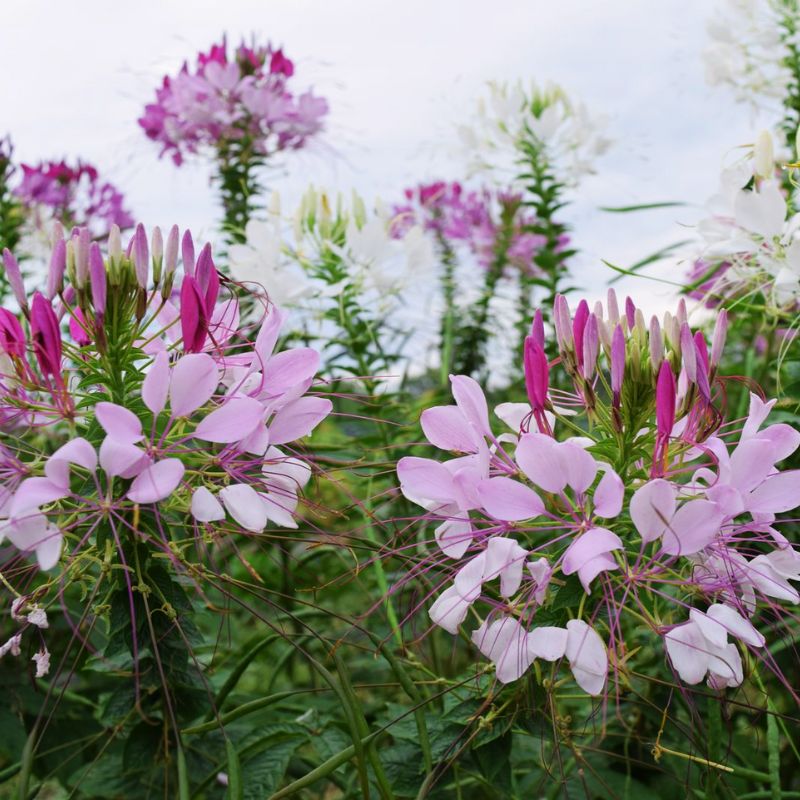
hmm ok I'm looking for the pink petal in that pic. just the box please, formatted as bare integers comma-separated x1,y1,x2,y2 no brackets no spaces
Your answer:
127,459,185,504
421,405,479,452
664,621,710,684
706,603,765,648
472,617,533,683
477,477,544,521
661,499,722,556
561,441,599,493
238,423,270,456
484,536,528,597
170,353,219,417
577,553,619,593
2,514,62,570
565,619,607,695
630,479,676,543
99,437,149,479
45,438,97,488
516,433,568,493
729,438,779,493
453,552,487,602
194,397,264,443
757,423,800,463
263,348,321,392
191,487,225,522
742,393,776,440
593,468,623,518
268,396,332,445
219,483,268,532
263,447,311,493
527,626,568,661
562,527,622,576
142,350,170,415
250,307,285,373
748,471,800,514
450,375,491,436
434,518,473,559
397,457,456,504
429,585,471,634
9,478,68,517
259,490,299,529
94,402,143,443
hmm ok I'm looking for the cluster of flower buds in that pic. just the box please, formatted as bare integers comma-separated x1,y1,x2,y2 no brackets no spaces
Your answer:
0,223,331,647
396,294,799,699
139,37,328,165
535,290,728,474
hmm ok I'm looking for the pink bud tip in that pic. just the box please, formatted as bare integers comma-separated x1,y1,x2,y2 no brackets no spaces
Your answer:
523,336,549,411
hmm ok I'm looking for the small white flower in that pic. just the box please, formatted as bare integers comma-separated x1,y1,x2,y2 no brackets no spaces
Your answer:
0,633,22,658
27,606,49,629
32,648,50,678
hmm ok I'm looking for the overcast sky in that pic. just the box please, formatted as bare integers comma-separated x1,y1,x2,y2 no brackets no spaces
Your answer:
0,0,775,318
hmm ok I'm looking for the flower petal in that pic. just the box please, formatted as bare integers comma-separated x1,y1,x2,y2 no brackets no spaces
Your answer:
630,479,676,543
142,350,170,415
565,619,608,695
472,617,533,683
516,433,568,494
562,527,622,577
664,621,710,684
219,483,268,532
268,396,332,444
429,585,471,634
747,471,800,514
99,437,149,479
95,402,143,443
593,467,623,518
191,487,225,522
477,477,544,521
421,405,479,452
127,459,185,504
10,478,68,517
661,499,723,556
44,438,97,488
434,518,473,559
527,626,568,661
169,353,219,417
397,457,456,504
194,397,264,443
484,536,528,597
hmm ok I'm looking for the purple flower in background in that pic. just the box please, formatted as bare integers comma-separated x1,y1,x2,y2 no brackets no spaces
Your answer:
393,181,546,274
13,159,133,236
138,37,328,166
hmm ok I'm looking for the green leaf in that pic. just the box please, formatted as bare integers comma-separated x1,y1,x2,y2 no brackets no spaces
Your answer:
599,201,687,213
226,738,243,800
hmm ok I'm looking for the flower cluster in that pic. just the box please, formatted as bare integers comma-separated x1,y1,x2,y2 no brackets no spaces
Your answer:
458,81,609,184
139,37,328,166
392,181,549,275
397,290,800,696
229,188,434,306
12,158,133,237
704,0,796,109
0,223,331,668
689,129,800,308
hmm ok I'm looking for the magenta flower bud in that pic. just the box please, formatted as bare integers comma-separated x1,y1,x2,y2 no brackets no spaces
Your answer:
204,263,220,314
69,307,92,347
133,223,149,288
624,296,636,330
572,299,590,369
180,275,208,353
74,228,90,288
680,323,696,382
182,230,196,277
611,324,625,396
523,336,549,411
676,298,688,326
649,315,664,373
656,361,676,440
165,225,179,278
2,249,27,311
582,313,599,380
710,309,727,368
89,243,107,316
553,294,573,352
694,331,709,373
30,292,62,377
195,243,214,294
0,308,26,357
606,288,620,326
46,238,66,300
530,308,545,350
